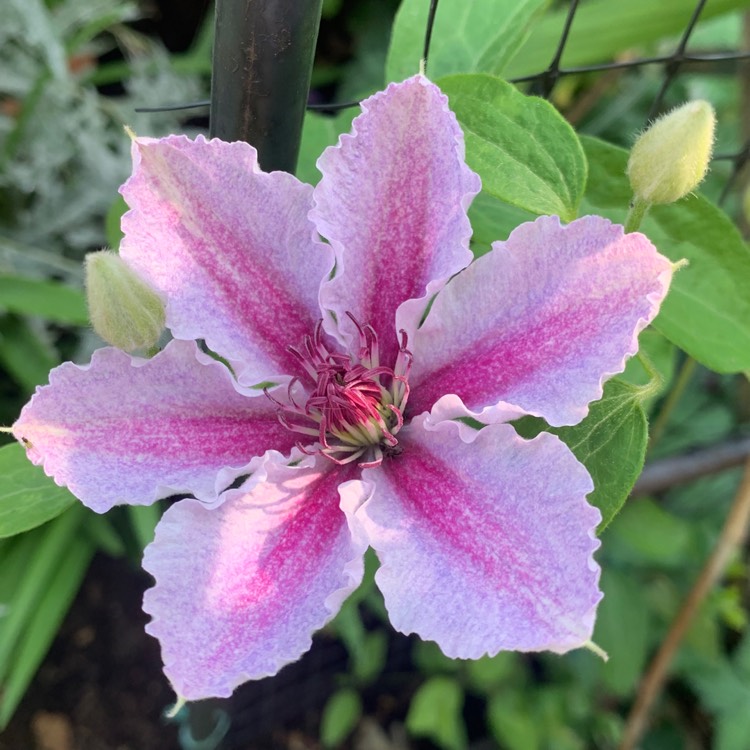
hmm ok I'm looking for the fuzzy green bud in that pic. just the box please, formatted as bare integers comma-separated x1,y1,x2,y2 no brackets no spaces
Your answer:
85,250,165,352
627,100,716,205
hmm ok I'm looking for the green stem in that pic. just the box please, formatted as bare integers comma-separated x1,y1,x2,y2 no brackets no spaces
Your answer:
648,356,697,453
624,197,651,233
634,349,664,402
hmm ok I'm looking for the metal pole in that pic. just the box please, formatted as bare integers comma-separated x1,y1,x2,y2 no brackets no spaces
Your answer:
209,0,324,173
182,7,323,745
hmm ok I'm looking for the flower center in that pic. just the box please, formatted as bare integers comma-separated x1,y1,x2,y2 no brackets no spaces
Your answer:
269,314,412,468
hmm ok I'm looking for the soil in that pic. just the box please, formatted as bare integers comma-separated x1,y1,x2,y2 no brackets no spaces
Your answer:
0,554,422,750
1,555,179,750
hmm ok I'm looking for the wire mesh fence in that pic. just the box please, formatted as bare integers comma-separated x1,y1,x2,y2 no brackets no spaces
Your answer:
139,0,750,211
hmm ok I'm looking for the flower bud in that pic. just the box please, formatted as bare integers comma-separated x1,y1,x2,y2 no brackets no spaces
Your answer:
85,250,165,352
627,100,715,205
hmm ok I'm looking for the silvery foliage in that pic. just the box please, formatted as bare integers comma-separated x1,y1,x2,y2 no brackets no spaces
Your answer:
0,0,208,278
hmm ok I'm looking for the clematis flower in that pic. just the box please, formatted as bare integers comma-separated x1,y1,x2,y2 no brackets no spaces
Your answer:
13,75,673,700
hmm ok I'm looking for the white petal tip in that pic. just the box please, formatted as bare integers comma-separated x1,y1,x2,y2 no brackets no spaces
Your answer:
672,258,690,272
582,640,609,662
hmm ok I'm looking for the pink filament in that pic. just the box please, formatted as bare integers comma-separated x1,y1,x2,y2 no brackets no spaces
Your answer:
269,316,412,468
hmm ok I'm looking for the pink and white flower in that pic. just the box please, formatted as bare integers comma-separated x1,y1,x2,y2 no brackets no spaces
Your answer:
13,76,672,700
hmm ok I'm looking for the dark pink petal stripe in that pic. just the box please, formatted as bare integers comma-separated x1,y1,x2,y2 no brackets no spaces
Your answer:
354,417,601,657
314,76,480,364
142,456,367,699
408,215,673,426
13,341,297,512
121,135,332,386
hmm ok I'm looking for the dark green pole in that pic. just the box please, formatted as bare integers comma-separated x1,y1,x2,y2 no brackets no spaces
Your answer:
183,6,324,744
209,0,324,173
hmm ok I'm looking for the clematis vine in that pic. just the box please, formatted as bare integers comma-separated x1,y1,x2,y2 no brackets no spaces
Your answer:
13,76,673,700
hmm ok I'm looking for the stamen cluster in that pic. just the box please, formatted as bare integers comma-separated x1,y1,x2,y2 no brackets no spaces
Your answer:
269,315,412,468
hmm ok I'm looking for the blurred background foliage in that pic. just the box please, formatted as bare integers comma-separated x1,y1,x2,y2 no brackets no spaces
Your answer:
2,0,750,748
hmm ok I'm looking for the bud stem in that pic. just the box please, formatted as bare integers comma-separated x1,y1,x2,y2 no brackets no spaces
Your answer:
624,197,651,233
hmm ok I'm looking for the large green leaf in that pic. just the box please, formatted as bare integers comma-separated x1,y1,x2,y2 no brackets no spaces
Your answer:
468,191,537,255
440,74,586,221
504,0,750,79
386,0,549,83
0,443,76,538
0,275,88,325
514,378,648,530
581,136,750,374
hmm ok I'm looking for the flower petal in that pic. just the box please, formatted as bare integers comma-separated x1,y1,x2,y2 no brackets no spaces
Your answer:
142,455,369,699
12,340,297,512
314,75,480,365
120,135,332,385
354,415,601,657
408,216,672,426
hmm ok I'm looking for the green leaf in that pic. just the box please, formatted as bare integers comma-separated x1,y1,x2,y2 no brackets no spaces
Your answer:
592,569,650,697
0,505,86,683
105,195,128,250
0,443,77,538
504,0,749,79
353,631,388,684
0,316,57,392
440,73,586,221
127,503,162,552
0,275,87,325
406,676,467,750
0,532,93,729
412,639,462,675
581,135,750,374
716,711,750,750
7,0,67,80
680,649,750,750
487,692,542,750
732,628,750,683
468,191,536,256
465,652,517,694
84,513,126,557
514,378,647,530
606,499,696,568
386,0,549,82
320,688,362,749
328,596,387,685
297,111,355,186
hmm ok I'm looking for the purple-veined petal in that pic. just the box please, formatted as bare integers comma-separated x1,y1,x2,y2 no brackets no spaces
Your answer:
353,415,601,657
120,135,332,386
314,75,480,366
12,340,298,512
408,215,672,426
142,454,369,699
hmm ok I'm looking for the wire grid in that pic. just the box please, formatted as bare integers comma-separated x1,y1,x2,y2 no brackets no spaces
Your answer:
155,1,750,746
142,0,750,206
487,0,750,206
